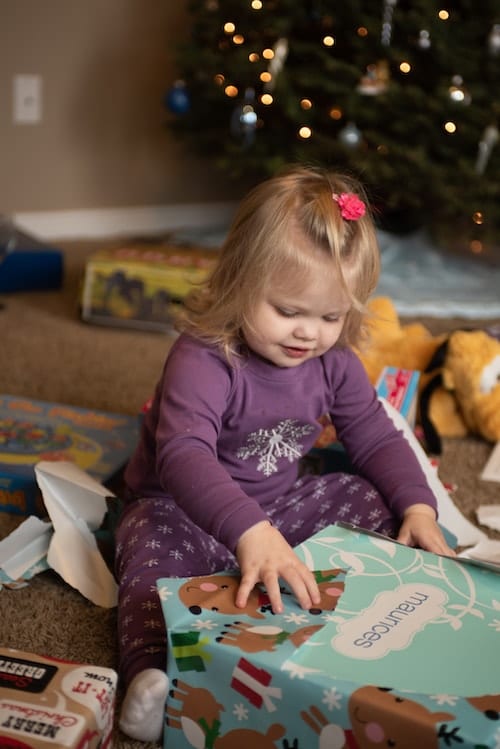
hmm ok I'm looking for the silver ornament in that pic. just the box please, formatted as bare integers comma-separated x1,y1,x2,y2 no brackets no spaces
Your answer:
338,122,362,148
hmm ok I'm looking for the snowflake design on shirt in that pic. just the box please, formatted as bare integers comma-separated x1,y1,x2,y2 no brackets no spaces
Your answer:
236,419,315,476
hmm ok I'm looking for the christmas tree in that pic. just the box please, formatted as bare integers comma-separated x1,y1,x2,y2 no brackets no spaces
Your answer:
167,1,500,261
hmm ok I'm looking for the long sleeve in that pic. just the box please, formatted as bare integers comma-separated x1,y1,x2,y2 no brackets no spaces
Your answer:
328,351,438,517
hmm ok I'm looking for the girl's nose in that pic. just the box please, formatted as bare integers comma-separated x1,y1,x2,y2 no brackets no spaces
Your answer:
293,322,316,341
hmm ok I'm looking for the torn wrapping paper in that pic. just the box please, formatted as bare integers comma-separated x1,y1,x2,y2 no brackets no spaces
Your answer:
459,538,500,571
380,397,487,548
0,516,51,588
0,461,118,606
480,441,500,483
34,461,118,608
477,504,500,532
456,504,500,570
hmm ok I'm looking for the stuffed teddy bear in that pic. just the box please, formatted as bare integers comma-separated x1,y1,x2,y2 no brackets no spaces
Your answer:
357,297,500,452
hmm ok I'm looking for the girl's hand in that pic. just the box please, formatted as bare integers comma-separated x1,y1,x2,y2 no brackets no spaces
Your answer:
397,503,456,556
234,521,321,614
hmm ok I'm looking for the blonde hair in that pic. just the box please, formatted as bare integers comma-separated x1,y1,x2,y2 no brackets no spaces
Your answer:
179,164,380,360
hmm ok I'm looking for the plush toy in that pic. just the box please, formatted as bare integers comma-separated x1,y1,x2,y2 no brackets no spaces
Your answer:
357,297,500,452
358,297,446,385
420,329,500,451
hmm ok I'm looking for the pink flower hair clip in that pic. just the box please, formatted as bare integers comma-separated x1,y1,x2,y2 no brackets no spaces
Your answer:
332,192,366,221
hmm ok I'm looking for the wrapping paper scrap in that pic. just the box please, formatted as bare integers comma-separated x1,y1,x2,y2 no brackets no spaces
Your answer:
380,397,487,547
0,515,51,588
480,441,500,483
34,460,118,608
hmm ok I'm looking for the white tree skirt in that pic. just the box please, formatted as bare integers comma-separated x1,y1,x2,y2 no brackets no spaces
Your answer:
376,230,500,318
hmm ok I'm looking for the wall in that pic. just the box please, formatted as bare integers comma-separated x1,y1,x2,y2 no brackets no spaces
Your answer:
0,1,239,237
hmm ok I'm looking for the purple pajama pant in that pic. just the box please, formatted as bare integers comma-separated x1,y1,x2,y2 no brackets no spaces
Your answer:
115,471,399,687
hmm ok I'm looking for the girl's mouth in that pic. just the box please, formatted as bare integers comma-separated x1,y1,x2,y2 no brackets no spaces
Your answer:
282,346,309,358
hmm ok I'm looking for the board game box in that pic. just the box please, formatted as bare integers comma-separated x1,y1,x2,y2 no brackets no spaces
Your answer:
0,395,140,516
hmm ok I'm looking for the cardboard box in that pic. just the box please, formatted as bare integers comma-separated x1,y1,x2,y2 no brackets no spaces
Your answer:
0,395,140,516
158,524,500,748
0,648,116,748
80,244,218,332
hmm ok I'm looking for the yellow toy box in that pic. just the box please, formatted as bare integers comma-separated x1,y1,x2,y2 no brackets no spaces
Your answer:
80,244,218,332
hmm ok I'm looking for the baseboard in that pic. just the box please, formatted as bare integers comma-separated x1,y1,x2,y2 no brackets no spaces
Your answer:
12,202,238,241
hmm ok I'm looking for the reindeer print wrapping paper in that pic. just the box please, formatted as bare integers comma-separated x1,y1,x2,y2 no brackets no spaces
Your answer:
158,524,500,749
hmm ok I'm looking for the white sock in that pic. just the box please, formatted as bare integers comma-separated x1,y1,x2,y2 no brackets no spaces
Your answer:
119,668,169,742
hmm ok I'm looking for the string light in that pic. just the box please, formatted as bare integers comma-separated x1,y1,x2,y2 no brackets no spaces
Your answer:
251,0,262,8
473,212,484,225
300,98,313,110
449,75,471,105
232,34,245,45
438,10,449,20
444,121,456,133
225,85,238,97
470,240,483,254
261,93,273,105
262,48,274,60
323,36,335,47
357,27,368,37
248,52,259,62
329,107,342,120
399,61,411,73
260,72,272,83
299,126,312,139
223,22,235,34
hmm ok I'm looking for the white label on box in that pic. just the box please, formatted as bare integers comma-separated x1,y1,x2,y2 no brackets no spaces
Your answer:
332,583,448,660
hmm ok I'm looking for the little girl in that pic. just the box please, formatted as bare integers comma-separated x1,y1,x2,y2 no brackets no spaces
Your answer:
115,165,454,742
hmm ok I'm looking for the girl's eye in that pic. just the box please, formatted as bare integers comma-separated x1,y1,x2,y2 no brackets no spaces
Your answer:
323,316,340,323
276,307,297,318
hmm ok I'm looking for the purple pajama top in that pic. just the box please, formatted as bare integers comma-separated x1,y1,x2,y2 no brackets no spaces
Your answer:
124,333,437,553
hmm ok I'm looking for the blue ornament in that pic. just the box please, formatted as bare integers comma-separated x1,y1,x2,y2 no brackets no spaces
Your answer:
165,80,190,114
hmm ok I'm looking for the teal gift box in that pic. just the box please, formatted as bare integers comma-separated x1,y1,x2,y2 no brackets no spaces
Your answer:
158,524,500,748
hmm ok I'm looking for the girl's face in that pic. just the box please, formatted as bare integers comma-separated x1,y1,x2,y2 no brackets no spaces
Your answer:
242,264,350,368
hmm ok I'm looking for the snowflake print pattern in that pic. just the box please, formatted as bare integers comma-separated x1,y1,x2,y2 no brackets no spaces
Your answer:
312,478,327,500
236,419,315,476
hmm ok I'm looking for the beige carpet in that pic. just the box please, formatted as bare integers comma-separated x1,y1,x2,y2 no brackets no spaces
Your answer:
0,241,499,749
